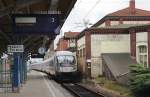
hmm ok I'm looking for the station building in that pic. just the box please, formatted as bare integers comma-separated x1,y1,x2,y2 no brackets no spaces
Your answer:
56,38,68,51
76,0,150,84
56,32,78,52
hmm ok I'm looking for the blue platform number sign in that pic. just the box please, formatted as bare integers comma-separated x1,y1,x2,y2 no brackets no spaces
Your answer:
12,14,60,35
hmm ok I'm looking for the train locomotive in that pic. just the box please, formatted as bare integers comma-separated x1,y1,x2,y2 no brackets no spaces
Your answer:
30,51,78,81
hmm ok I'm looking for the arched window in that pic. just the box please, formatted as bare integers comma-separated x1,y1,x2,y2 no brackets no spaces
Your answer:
138,45,148,68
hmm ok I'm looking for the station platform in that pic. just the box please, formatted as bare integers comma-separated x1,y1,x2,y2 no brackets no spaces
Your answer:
0,71,73,97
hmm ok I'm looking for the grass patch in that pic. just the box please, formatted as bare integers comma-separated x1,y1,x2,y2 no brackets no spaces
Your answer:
95,76,135,97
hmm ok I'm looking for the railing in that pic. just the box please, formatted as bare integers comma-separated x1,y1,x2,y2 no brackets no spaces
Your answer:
0,71,12,93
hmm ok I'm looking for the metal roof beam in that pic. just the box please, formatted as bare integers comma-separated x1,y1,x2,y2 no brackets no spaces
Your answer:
15,0,47,10
0,0,12,20
24,37,43,50
49,0,59,10
0,0,46,17
0,0,6,7
25,40,43,53
23,36,33,44
0,29,12,43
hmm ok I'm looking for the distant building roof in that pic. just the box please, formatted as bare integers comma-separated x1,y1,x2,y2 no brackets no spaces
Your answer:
96,24,149,29
108,7,150,17
64,32,79,38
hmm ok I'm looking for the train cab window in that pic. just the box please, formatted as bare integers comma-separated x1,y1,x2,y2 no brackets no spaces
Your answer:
57,55,76,65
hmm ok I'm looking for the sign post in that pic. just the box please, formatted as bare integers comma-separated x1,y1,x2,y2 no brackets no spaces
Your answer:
8,45,24,92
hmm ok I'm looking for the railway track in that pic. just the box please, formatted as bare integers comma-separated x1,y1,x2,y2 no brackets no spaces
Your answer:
62,83,105,97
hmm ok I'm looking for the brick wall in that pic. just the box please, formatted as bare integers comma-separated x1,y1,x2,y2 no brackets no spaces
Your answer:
85,31,91,77
130,29,136,59
148,30,150,68
57,38,68,51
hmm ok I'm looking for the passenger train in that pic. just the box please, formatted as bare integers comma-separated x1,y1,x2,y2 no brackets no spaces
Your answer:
30,51,78,81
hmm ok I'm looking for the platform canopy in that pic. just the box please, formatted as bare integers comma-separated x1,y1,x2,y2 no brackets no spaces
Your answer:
0,0,77,54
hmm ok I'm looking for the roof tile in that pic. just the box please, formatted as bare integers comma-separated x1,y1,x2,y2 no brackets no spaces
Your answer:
108,7,150,16
64,32,79,38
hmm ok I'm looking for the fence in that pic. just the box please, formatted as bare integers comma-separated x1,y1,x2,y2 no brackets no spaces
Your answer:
0,59,12,93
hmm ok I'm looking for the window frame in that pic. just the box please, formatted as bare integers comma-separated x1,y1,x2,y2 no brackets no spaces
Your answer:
137,45,148,68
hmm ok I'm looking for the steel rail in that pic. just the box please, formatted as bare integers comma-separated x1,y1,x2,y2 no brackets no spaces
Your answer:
62,83,106,97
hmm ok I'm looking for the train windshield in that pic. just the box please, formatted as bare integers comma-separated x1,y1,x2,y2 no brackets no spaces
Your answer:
57,55,75,65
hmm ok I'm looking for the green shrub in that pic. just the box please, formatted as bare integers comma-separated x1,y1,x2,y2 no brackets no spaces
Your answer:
129,64,150,97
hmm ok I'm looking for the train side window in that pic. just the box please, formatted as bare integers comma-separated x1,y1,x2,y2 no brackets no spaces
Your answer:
54,57,58,64
51,60,53,66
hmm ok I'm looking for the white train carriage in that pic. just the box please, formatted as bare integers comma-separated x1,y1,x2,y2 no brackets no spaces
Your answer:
30,51,78,80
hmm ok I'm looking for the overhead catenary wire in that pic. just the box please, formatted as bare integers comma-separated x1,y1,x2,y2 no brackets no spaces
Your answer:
57,0,102,45
73,0,102,29
83,0,101,19
74,0,82,8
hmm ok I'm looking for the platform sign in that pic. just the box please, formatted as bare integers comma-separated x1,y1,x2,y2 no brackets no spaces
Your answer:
7,45,24,53
12,14,60,35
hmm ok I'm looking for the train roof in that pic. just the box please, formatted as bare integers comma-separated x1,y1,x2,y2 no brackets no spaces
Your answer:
55,51,74,56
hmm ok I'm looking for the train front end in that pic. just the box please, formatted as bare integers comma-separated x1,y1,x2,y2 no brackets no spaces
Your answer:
55,53,77,81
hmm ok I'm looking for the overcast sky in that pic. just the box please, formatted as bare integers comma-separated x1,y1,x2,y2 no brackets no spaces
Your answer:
54,0,150,48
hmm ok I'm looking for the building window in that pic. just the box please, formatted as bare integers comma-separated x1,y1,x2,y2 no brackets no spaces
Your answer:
77,50,79,56
79,49,82,57
78,50,80,57
83,48,85,57
138,45,148,68
68,39,70,47
81,49,83,57
69,39,75,47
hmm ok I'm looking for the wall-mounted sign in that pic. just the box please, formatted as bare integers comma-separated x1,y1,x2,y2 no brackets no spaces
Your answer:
7,45,24,53
86,59,91,63
12,14,60,35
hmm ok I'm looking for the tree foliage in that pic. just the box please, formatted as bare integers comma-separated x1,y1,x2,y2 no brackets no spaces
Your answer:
129,64,150,97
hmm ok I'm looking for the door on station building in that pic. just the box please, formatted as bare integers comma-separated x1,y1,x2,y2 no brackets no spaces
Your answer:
137,45,148,68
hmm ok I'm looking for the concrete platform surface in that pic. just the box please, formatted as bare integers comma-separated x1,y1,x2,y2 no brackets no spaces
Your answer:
0,71,73,97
